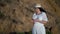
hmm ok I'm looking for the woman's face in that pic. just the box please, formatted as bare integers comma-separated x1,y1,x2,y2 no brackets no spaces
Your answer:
35,8,41,14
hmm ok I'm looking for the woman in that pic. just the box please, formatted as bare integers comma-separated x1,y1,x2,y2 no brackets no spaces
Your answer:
32,4,48,34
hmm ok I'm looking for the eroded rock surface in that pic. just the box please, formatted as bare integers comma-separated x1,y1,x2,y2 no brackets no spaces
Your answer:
0,0,60,34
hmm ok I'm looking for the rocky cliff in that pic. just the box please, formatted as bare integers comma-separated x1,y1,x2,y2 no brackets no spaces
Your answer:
0,0,60,34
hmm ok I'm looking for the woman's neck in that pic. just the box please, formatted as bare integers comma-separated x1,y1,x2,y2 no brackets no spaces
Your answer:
36,12,42,15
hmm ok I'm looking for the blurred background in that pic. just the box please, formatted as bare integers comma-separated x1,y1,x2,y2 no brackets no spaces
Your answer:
0,0,60,34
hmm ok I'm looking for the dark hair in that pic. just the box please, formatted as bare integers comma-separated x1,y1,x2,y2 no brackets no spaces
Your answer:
38,7,46,13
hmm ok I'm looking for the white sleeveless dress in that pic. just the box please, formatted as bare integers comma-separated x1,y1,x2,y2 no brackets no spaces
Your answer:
32,12,48,34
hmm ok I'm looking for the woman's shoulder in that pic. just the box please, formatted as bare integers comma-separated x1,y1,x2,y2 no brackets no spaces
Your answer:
42,12,46,15
33,13,36,15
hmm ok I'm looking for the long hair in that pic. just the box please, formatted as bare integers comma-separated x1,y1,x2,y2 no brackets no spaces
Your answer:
38,7,47,13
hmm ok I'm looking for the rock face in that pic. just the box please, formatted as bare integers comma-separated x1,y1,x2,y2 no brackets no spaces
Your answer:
0,0,60,34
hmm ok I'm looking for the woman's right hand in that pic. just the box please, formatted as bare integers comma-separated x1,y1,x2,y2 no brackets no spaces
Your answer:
33,19,39,22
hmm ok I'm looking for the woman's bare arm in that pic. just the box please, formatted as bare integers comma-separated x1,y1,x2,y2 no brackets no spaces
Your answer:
40,20,48,25
34,19,48,25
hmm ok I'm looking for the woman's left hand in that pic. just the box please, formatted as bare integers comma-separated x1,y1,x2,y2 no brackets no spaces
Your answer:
34,19,40,22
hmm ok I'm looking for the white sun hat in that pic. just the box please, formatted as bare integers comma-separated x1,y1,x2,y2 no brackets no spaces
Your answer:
35,4,42,8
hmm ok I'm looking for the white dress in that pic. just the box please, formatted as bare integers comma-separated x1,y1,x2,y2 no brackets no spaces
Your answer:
32,12,48,34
